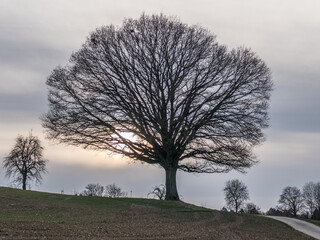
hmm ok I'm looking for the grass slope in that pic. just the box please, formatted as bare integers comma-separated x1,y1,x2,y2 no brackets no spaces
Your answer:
302,218,320,227
0,187,315,240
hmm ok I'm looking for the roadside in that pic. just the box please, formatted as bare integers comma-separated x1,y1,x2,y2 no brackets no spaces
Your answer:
267,216,320,240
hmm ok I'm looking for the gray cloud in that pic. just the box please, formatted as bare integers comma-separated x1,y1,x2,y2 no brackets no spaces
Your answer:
0,92,46,112
270,70,320,133
0,39,67,73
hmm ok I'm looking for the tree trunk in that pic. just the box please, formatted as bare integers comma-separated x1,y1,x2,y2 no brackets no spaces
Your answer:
293,205,297,217
22,172,27,190
164,166,179,201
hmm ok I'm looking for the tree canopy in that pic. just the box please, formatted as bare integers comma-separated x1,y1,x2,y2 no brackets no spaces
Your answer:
42,14,272,200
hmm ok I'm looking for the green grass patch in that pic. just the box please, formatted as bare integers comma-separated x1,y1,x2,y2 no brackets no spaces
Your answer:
300,218,320,227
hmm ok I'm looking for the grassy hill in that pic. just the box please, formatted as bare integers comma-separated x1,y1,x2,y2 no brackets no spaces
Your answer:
0,187,315,240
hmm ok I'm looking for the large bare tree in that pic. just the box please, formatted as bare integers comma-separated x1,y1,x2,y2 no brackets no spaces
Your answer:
42,14,272,200
3,133,47,190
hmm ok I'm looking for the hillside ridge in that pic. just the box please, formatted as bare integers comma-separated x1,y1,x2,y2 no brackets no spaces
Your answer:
0,187,315,240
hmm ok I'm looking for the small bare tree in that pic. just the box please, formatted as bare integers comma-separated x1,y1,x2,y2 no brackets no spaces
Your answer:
82,183,104,196
223,179,249,213
42,14,272,200
148,184,166,200
278,186,304,217
105,183,127,198
3,133,48,190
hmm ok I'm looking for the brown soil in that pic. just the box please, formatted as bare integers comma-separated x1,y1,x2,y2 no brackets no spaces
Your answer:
0,204,315,240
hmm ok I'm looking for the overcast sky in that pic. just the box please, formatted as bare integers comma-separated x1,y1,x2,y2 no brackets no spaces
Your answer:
0,0,319,211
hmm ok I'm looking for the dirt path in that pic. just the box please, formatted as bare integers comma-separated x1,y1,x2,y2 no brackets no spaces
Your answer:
267,216,320,240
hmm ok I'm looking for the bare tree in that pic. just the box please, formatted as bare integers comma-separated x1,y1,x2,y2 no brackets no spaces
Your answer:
148,184,166,200
3,133,48,190
302,182,317,217
278,186,304,217
223,179,249,213
42,14,273,200
105,183,127,198
314,183,320,219
302,182,320,219
82,183,104,196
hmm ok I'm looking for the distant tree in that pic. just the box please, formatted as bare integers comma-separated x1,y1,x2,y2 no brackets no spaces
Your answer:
303,182,320,220
312,208,320,220
148,184,166,200
302,182,317,217
266,207,290,216
42,14,273,201
313,183,320,215
237,208,244,213
82,183,104,196
266,208,278,216
244,202,261,215
221,207,228,212
315,187,320,219
223,179,249,213
3,133,48,190
105,183,127,198
278,186,304,217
